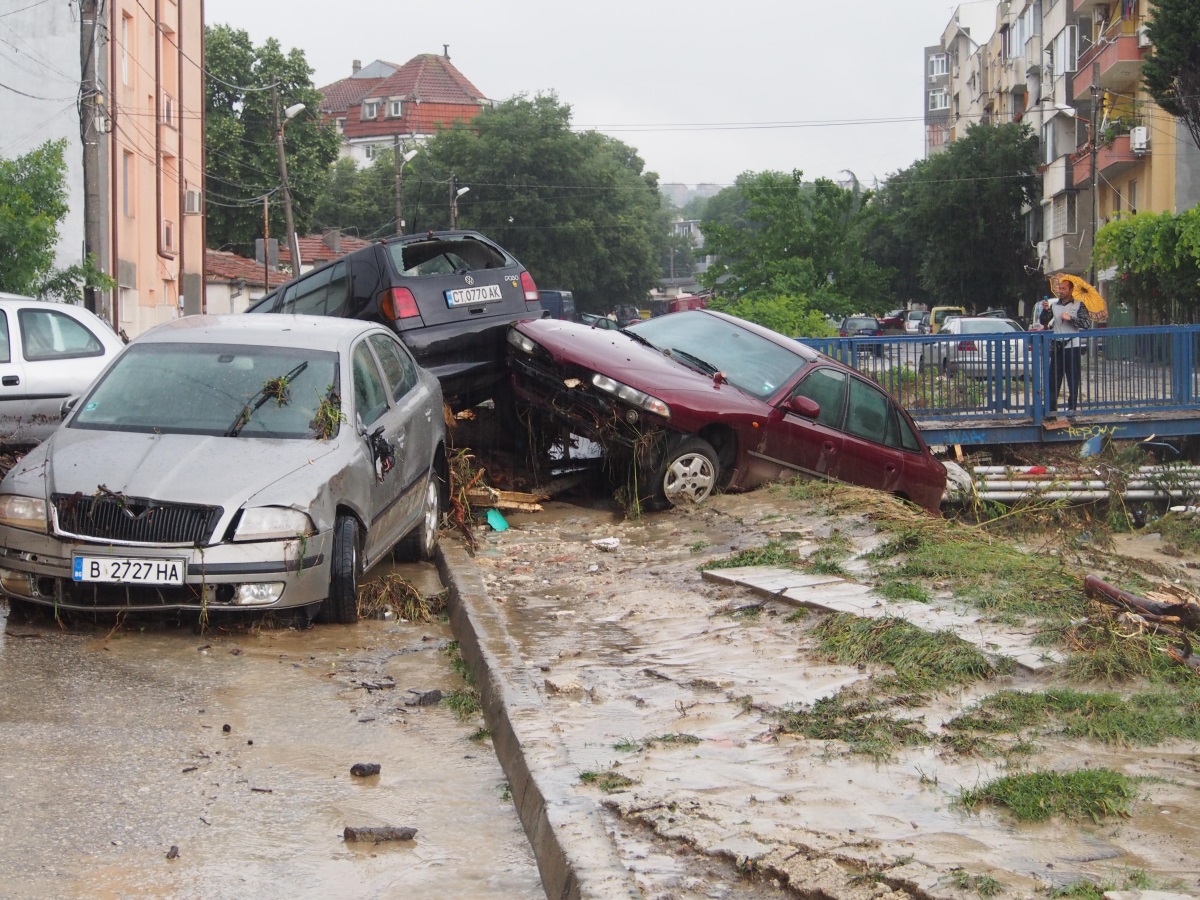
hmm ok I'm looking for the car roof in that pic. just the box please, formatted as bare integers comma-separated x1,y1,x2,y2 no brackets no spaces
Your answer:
133,314,390,353
0,293,63,305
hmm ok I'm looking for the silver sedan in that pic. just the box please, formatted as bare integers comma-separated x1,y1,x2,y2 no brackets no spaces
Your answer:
0,315,447,624
918,317,1028,378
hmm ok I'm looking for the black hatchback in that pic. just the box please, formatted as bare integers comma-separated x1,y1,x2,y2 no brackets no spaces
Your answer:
247,230,542,409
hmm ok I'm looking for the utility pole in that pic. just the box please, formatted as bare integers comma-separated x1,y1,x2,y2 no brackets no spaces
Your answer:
394,141,417,235
80,0,104,314
449,173,458,229
1089,62,1100,285
263,194,270,296
273,86,300,274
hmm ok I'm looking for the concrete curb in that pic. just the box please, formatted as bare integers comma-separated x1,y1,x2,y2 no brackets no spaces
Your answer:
437,543,638,900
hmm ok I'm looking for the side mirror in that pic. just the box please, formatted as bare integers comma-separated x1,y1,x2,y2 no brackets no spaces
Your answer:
786,395,820,419
60,396,79,419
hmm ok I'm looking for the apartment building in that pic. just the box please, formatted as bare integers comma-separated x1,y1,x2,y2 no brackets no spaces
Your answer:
926,0,1200,297
0,1,204,337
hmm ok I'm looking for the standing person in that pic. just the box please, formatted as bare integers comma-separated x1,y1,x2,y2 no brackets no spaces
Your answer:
1031,296,1054,331
1047,277,1085,416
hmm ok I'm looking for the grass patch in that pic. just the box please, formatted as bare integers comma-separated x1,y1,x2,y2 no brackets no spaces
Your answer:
774,691,933,761
957,768,1135,823
1048,869,1156,898
875,580,931,603
945,684,1200,746
647,732,701,747
1063,616,1198,684
951,872,1003,897
469,727,491,742
579,768,636,793
442,641,480,721
814,613,1009,694
700,539,798,571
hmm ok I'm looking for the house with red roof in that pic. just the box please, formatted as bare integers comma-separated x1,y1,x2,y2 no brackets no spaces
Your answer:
319,49,491,165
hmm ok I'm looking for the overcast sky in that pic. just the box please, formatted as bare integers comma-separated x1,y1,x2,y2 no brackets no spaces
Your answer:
203,0,973,189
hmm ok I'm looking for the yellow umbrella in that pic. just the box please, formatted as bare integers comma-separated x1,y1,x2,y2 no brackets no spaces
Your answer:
1050,273,1108,324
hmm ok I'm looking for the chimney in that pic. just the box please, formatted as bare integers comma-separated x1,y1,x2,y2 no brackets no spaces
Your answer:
443,44,449,59
352,59,361,75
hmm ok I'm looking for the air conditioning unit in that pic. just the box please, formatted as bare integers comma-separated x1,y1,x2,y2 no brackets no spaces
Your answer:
184,189,202,215
1130,125,1149,154
1137,24,1151,49
1036,241,1049,260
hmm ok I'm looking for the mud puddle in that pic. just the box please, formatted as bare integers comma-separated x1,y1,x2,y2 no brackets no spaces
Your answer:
475,487,1200,898
0,563,542,899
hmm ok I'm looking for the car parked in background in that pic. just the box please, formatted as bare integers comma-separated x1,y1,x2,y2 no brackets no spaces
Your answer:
879,309,906,334
0,315,447,624
507,310,946,513
904,310,927,334
927,305,968,334
247,230,541,410
838,315,885,357
538,290,577,321
580,313,621,330
919,316,1028,378
0,294,126,446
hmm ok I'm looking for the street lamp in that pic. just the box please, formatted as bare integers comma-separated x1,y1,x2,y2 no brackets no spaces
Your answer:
450,184,469,229
394,145,418,234
274,89,305,273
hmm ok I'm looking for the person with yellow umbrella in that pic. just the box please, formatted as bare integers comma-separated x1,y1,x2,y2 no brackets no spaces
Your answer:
1045,274,1102,416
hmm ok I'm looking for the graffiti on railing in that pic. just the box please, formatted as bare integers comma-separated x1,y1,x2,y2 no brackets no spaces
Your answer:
1059,422,1125,440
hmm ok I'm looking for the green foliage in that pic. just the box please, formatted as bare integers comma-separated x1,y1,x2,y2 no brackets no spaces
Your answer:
715,293,835,338
1093,208,1200,323
957,768,1135,823
865,123,1040,313
312,156,403,240
204,25,341,259
0,140,113,301
1143,0,1200,152
401,93,667,310
700,539,799,570
699,170,890,320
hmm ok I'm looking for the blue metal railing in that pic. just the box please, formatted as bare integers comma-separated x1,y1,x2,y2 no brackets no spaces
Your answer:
799,325,1200,440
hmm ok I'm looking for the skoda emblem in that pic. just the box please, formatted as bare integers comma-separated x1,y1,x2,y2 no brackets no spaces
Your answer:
464,275,475,286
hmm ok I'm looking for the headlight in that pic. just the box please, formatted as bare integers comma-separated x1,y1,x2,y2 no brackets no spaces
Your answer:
506,328,538,355
0,494,48,533
234,507,314,542
591,374,670,418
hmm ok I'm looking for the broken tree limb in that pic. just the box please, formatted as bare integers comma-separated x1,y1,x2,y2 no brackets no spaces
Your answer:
343,825,417,843
1084,575,1200,631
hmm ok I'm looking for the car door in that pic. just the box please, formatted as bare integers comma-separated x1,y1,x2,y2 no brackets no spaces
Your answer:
834,376,906,495
15,306,111,443
754,367,846,481
0,308,30,441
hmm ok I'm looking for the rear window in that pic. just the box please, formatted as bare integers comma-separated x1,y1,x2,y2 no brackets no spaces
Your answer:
386,236,510,277
845,317,878,329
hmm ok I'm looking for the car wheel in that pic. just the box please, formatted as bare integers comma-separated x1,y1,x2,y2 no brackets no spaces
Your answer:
320,515,360,625
655,436,720,508
397,470,443,562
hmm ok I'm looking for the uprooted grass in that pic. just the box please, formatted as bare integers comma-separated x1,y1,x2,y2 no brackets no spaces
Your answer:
442,641,481,721
956,768,1136,823
774,691,934,762
357,573,446,621
699,539,800,571
579,768,636,793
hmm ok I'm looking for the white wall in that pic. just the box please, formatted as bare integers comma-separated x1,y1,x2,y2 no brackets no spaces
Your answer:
0,5,85,275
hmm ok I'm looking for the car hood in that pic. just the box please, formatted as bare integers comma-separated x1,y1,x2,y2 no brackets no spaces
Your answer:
517,319,769,410
19,428,342,510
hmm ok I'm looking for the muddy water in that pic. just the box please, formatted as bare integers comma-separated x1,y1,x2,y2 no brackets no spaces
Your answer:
478,490,1200,899
0,563,542,900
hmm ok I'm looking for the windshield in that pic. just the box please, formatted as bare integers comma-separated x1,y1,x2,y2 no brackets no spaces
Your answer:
71,343,340,439
627,313,808,400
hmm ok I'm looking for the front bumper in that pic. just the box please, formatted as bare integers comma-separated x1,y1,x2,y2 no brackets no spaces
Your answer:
0,524,332,614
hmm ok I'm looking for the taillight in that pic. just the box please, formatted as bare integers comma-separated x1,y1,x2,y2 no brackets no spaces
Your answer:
520,271,539,303
381,287,420,321
957,340,977,351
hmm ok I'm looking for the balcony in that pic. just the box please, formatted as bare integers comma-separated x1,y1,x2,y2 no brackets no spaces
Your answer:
1071,134,1146,188
1073,30,1145,94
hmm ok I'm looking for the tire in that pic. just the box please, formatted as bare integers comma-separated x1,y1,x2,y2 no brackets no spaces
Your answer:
654,436,720,509
320,515,360,624
397,470,443,562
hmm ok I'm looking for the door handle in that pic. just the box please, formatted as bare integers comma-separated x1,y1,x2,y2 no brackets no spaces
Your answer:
823,442,836,452
2,376,18,386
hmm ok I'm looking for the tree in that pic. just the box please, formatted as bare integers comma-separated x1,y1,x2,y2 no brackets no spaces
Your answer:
697,170,891,326
1143,0,1200,152
204,25,340,260
401,93,668,310
869,122,1041,313
1093,208,1200,323
312,156,399,241
0,139,112,301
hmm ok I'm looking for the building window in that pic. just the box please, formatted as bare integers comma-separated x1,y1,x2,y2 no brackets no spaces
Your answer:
1128,179,1137,214
388,99,402,117
362,100,379,119
121,13,132,86
162,219,175,252
928,53,948,78
335,117,346,133
122,151,134,217
162,93,175,128
929,90,949,111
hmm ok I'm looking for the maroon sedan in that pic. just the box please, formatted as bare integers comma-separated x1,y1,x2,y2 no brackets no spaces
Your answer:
506,310,946,513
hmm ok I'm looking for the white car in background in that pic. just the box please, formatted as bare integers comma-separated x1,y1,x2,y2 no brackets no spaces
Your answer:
918,316,1028,378
904,310,927,334
0,294,126,446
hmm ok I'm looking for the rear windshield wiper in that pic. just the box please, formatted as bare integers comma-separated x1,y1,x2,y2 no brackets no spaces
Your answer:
225,361,309,437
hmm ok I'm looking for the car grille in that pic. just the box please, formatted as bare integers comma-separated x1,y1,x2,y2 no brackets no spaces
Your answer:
61,581,212,608
52,492,223,545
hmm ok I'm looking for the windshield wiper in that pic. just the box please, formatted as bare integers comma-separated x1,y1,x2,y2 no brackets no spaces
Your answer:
225,361,309,437
668,348,719,376
622,330,658,351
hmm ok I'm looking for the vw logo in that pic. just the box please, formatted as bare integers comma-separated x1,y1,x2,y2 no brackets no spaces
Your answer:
464,275,475,286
